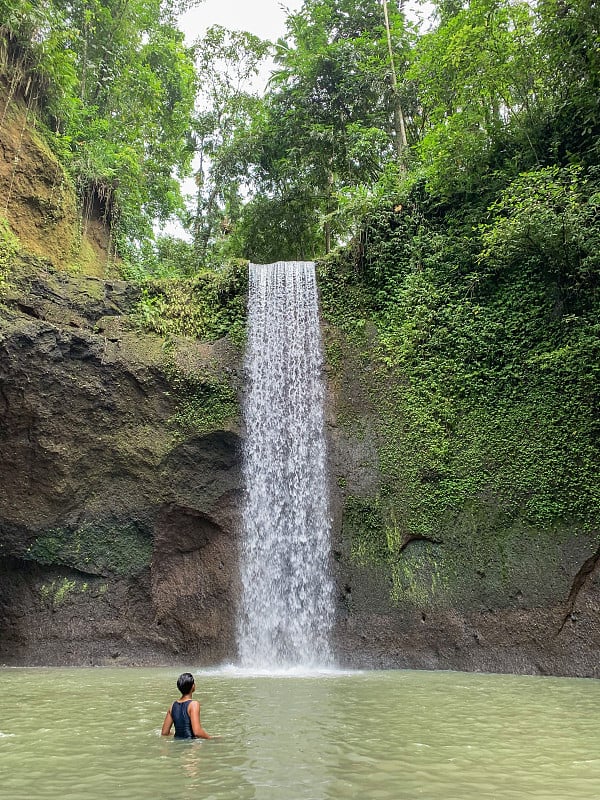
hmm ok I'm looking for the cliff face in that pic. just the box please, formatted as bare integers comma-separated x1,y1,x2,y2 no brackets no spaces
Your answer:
319,229,600,678
0,78,109,276
0,87,243,663
2,78,599,676
3,252,599,674
326,333,600,677
0,256,243,665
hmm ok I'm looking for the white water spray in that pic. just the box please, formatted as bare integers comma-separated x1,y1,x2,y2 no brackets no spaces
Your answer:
237,261,334,668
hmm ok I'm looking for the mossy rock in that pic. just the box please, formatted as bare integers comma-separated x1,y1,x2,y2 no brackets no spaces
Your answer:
26,521,153,577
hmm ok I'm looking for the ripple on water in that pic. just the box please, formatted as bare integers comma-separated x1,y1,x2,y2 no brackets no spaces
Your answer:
1,667,600,800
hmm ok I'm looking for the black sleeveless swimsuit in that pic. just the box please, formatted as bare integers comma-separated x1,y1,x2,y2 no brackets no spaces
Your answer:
171,700,196,739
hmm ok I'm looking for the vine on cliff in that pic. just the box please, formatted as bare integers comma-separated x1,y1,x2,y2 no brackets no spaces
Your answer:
0,216,19,287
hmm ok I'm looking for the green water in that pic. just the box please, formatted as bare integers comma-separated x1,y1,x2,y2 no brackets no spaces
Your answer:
1,667,600,799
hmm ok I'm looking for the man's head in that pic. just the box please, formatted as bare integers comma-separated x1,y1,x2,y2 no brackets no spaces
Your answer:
176,672,195,694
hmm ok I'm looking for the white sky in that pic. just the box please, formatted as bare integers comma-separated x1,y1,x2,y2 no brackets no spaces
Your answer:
178,0,432,49
178,0,304,45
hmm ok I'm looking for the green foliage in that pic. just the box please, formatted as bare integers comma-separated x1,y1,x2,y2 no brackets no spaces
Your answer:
230,194,323,263
216,0,415,260
188,26,271,262
212,0,600,260
134,259,248,342
322,160,600,600
479,166,600,306
168,371,239,438
3,0,599,273
408,0,539,196
372,198,600,528
127,235,199,280
1,0,196,254
40,578,78,608
0,217,19,286
535,0,600,164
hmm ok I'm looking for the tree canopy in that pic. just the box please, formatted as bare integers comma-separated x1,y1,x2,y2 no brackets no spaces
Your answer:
1,0,196,257
3,0,598,269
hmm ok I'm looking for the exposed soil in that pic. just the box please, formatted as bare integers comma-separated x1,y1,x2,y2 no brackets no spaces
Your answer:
0,77,111,276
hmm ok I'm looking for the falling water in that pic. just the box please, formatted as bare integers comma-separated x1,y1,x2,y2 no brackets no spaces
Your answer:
238,261,334,668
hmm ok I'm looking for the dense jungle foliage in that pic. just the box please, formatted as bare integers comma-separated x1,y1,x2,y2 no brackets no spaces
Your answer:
2,0,598,268
1,0,599,570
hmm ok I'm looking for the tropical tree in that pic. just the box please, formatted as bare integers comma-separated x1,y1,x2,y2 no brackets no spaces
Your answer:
535,0,600,165
1,0,197,258
223,0,415,260
189,24,270,263
407,0,540,197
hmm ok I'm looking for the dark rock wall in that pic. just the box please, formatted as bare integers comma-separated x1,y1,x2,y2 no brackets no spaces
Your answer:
0,89,244,666
0,258,242,665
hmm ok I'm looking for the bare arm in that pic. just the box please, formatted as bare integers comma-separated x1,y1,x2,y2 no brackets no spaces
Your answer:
188,700,212,739
161,707,174,736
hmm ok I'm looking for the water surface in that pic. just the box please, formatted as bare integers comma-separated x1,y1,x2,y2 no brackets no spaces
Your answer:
1,667,599,799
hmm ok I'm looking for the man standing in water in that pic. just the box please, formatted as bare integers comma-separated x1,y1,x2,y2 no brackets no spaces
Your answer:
161,673,215,739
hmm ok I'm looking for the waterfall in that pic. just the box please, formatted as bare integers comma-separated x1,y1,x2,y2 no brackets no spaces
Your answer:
238,261,334,668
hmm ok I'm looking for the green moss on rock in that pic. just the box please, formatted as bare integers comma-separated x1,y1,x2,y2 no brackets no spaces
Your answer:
324,199,600,611
390,542,448,607
168,369,239,438
0,216,19,289
27,522,153,577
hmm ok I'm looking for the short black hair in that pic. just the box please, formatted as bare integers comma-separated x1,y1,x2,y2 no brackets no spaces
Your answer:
176,672,195,694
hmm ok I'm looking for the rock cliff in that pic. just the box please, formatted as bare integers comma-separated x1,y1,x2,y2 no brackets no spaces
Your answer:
0,84,243,663
3,251,598,674
321,262,600,679
1,76,599,676
0,255,243,665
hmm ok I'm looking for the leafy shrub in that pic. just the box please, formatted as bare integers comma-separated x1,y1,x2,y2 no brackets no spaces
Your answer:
134,258,248,342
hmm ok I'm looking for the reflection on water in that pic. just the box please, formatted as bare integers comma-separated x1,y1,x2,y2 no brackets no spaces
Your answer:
1,667,600,800
236,676,337,799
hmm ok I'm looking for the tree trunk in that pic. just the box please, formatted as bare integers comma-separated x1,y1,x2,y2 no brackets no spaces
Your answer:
193,146,206,257
382,0,408,166
324,168,334,255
